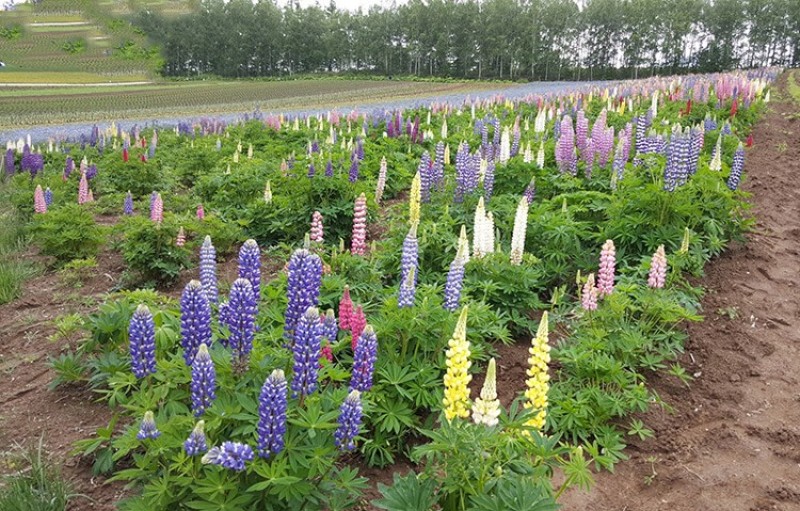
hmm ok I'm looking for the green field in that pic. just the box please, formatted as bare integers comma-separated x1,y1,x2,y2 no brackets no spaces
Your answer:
0,79,500,129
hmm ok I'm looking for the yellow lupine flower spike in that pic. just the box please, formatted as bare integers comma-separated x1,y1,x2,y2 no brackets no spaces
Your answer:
523,312,551,432
443,307,472,422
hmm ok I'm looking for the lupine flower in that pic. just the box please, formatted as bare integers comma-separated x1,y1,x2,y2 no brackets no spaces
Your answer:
150,192,163,223
129,304,156,378
597,240,616,297
709,134,723,171
483,159,496,201
320,341,333,364
197,204,205,220
227,278,257,363
334,390,363,452
472,358,501,427
400,224,418,284
238,239,261,299
291,307,322,398
325,159,334,178
648,245,668,289
321,309,338,342
523,177,536,204
408,172,421,227
350,305,366,350
184,421,208,455
33,185,47,214
137,411,160,440
202,441,254,471
443,307,471,421
351,193,367,255
350,325,378,392
78,172,89,204
284,248,323,340
375,156,387,204
510,196,529,265
87,189,94,202
176,227,186,247
348,158,359,183
200,236,218,303
310,211,323,243
181,280,212,366
264,181,273,203
727,142,745,190
43,187,53,206
397,267,416,308
257,369,288,459
523,312,550,432
190,344,216,416
443,237,468,312
123,191,134,215
338,286,353,331
581,273,598,311
4,148,15,176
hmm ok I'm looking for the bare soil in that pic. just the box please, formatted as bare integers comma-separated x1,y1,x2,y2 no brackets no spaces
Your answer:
559,73,800,510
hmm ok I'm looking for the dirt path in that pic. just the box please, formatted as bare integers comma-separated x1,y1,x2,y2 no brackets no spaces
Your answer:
560,73,800,510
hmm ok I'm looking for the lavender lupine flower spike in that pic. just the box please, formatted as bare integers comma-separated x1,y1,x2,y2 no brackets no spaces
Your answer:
238,239,261,299
350,325,378,392
200,236,218,303
335,390,363,452
284,249,323,340
202,442,254,471
398,267,416,308
190,344,216,416
180,280,212,366
184,421,208,455
129,304,156,378
400,224,418,285
443,233,468,311
257,369,288,459
123,191,134,215
291,307,322,398
581,273,598,311
137,411,160,440
228,278,257,364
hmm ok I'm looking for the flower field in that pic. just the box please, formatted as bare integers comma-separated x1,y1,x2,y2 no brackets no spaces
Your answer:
0,68,779,510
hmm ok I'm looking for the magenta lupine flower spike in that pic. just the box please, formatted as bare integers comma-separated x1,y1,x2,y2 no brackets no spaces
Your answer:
180,280,212,366
33,185,47,214
150,192,163,223
334,390,363,452
238,239,261,299
339,286,353,331
350,305,366,350
284,248,323,340
190,344,216,416
597,240,616,297
351,193,367,255
184,421,208,456
78,172,89,204
202,441,254,471
291,307,323,398
129,304,156,379
310,211,324,243
199,236,218,303
350,325,378,392
257,369,288,459
581,273,598,311
227,278,257,364
647,245,668,289
197,203,205,220
137,411,160,440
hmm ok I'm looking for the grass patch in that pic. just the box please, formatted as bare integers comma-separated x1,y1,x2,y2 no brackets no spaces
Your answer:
787,70,800,105
0,189,38,305
0,439,76,511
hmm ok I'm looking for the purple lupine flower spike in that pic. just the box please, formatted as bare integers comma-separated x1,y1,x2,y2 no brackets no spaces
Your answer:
228,278,257,364
291,307,322,398
190,344,216,416
184,421,208,456
307,162,316,178
523,177,536,204
202,442,254,471
321,309,338,342
200,236,218,303
325,159,334,177
257,369,288,459
180,280,212,366
349,158,359,183
398,267,416,308
335,390,363,452
349,325,378,392
483,159,495,201
137,411,160,440
44,187,53,207
727,142,745,191
400,224,418,285
284,249,323,340
238,239,261,299
123,191,134,215
129,304,156,379
4,149,15,176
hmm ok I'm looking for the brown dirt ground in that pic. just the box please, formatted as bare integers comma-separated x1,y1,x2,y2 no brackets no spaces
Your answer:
559,73,800,510
1,73,798,511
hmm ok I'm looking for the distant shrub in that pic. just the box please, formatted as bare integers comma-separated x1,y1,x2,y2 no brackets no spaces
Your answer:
31,205,105,264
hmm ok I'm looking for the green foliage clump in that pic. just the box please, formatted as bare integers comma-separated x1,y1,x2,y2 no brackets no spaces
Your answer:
0,439,75,511
119,215,191,285
31,205,105,264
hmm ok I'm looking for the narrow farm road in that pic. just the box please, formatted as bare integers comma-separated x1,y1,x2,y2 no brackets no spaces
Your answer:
561,72,800,510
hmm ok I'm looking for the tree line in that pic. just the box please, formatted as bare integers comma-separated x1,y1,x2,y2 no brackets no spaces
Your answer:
135,0,800,80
